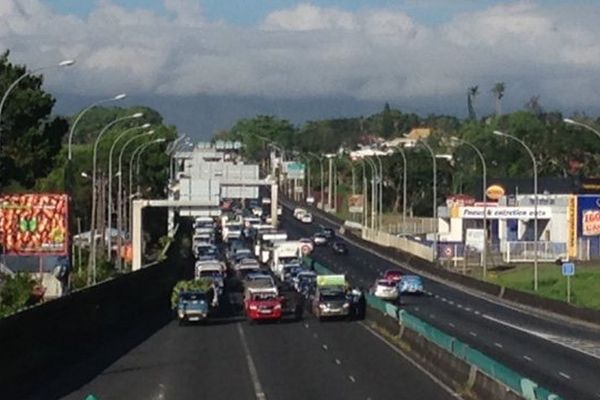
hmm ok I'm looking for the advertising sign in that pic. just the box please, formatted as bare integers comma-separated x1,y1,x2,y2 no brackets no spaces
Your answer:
567,195,578,258
458,206,552,220
582,209,600,236
0,194,69,255
348,194,364,213
465,228,485,251
317,275,346,287
485,184,505,200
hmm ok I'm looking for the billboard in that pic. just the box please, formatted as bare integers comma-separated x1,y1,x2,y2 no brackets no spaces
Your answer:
348,194,364,213
0,194,69,255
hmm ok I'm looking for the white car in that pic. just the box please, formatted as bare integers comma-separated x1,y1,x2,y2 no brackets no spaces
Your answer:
293,207,307,220
372,279,399,301
301,213,313,224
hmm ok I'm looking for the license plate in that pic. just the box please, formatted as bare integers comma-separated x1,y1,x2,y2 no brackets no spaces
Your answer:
188,316,200,321
259,309,272,314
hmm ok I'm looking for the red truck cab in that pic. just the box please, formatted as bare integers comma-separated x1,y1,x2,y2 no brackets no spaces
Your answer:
244,288,282,321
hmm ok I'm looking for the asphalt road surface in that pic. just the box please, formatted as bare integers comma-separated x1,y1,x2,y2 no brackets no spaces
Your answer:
281,204,600,400
27,236,456,400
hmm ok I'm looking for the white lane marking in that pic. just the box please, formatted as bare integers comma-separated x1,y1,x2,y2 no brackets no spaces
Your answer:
322,344,328,350
304,323,309,328
313,333,319,339
456,304,463,309
523,355,533,361
449,323,456,328
441,298,447,302
448,301,455,305
434,295,440,299
335,358,342,365
414,307,420,311
429,314,435,319
237,324,267,400
465,307,472,312
482,314,600,361
469,331,478,337
494,342,504,349
348,375,356,383
360,323,463,399
474,311,481,315
559,372,571,380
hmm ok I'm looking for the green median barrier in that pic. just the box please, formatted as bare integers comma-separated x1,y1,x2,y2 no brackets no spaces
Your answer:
366,294,389,314
464,347,523,394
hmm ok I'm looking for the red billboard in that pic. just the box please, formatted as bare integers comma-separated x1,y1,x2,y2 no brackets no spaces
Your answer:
0,194,69,255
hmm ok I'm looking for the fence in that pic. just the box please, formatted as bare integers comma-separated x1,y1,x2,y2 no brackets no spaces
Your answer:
383,217,437,235
362,227,434,262
504,241,567,263
306,256,562,400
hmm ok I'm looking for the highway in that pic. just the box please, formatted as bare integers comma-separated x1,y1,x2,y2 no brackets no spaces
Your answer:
28,231,456,400
281,204,600,399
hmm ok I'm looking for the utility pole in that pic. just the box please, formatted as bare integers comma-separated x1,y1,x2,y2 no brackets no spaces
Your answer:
327,156,333,211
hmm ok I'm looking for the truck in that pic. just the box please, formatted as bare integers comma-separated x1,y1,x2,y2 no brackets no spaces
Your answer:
312,274,351,321
269,240,302,276
244,282,282,323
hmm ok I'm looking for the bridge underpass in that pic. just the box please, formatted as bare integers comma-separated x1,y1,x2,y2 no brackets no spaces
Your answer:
21,220,456,400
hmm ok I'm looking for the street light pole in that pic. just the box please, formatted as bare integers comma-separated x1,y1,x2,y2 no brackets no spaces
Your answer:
309,152,324,209
129,138,166,236
376,154,383,229
418,140,438,260
564,118,600,140
451,137,488,278
107,123,150,260
88,112,143,284
68,93,126,160
117,131,154,270
364,157,377,230
392,145,408,226
494,130,539,291
0,59,75,148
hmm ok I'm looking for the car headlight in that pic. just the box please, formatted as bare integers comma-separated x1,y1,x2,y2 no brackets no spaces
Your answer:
319,304,327,309
342,302,350,308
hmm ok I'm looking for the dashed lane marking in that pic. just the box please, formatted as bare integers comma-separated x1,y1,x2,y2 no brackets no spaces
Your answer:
449,323,456,328
494,342,504,349
348,375,356,383
322,344,328,350
335,359,341,365
559,372,571,380
523,356,533,361
469,331,478,337
237,324,267,400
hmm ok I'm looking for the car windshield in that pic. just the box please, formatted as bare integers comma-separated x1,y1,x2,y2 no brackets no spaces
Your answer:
377,280,396,287
181,292,207,301
200,271,222,278
403,276,422,282
320,290,346,301
253,293,277,301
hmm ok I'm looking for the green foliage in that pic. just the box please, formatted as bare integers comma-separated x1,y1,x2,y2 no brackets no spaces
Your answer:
0,273,37,317
171,278,214,309
0,50,69,189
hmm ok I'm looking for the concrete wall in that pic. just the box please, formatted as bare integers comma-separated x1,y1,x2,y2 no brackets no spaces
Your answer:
0,229,189,399
362,227,434,262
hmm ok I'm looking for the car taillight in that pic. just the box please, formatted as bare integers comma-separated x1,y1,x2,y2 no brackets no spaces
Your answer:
274,304,282,310
249,305,258,310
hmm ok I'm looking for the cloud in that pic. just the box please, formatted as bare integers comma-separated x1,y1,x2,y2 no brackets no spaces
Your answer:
0,0,599,114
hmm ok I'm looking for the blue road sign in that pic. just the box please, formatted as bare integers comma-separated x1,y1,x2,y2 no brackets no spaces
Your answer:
562,262,575,277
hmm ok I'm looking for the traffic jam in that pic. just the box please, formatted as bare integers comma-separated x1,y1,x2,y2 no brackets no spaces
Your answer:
172,199,423,325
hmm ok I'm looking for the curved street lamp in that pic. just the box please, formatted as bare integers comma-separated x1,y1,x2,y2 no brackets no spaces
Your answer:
450,137,489,277
88,112,144,284
106,123,151,259
564,118,600,140
128,138,166,236
308,152,324,209
414,140,438,260
116,130,154,270
68,93,127,160
494,130,539,291
390,145,408,226
0,59,75,148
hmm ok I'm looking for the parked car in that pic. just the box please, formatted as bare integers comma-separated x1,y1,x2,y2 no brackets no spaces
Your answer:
399,275,424,295
331,241,348,255
372,279,399,301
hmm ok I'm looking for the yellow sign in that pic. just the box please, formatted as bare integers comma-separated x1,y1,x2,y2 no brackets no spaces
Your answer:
485,184,505,200
567,195,578,258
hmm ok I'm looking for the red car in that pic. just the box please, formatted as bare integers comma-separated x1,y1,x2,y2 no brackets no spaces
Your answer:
383,269,404,283
244,288,282,322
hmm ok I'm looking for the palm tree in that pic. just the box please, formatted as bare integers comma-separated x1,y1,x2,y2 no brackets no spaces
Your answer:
492,82,506,116
467,86,479,120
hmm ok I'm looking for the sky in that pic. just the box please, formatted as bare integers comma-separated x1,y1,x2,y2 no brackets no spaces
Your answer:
1,0,600,138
